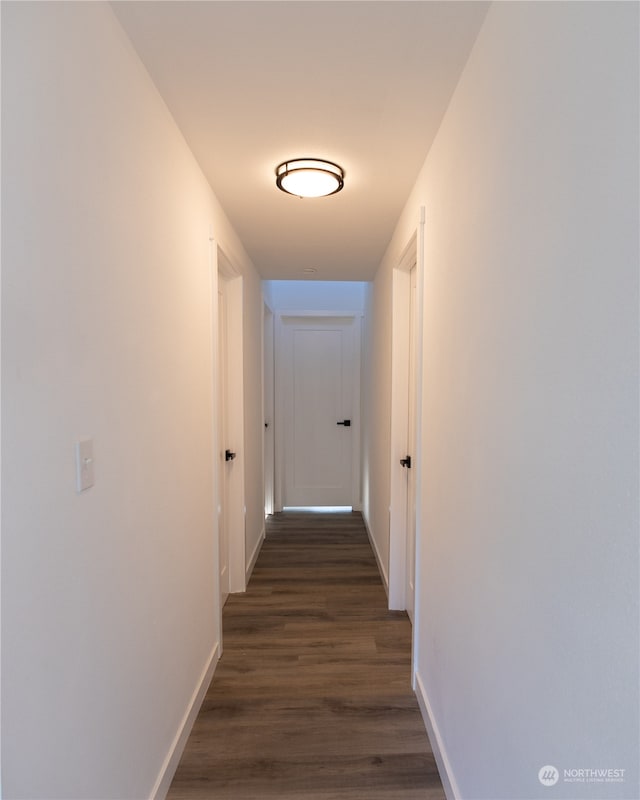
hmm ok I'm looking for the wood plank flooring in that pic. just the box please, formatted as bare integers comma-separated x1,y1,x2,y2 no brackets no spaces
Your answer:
167,511,445,800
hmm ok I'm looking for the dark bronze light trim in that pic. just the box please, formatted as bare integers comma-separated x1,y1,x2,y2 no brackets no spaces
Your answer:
275,158,345,198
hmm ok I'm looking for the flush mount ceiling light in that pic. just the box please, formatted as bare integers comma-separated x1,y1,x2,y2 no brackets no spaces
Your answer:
275,158,344,198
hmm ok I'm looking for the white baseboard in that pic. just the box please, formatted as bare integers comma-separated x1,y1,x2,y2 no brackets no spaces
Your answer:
151,641,220,800
414,670,460,800
362,513,389,596
245,524,265,584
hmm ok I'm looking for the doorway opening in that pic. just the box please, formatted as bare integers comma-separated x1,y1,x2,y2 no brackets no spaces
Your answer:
215,246,246,600
263,303,275,517
388,208,425,621
274,313,361,511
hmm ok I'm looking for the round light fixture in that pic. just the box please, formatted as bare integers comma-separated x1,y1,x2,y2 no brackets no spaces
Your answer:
275,158,344,198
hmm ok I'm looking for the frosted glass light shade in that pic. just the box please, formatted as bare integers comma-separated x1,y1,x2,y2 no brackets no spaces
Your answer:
276,158,344,198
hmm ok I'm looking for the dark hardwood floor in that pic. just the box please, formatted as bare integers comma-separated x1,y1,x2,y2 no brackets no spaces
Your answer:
167,510,445,800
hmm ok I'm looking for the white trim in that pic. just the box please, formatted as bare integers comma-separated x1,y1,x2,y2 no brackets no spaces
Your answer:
245,524,265,584
414,669,460,800
362,513,389,596
150,642,220,800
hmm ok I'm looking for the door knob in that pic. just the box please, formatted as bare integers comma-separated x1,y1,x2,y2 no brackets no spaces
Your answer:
336,419,351,427
400,455,412,468
225,449,236,462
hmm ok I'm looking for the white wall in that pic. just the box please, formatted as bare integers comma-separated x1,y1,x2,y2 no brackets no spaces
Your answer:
361,275,392,580
366,2,639,799
263,280,367,313
1,3,262,797
243,269,267,573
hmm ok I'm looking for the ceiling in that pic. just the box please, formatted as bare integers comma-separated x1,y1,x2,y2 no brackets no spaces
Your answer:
112,1,489,281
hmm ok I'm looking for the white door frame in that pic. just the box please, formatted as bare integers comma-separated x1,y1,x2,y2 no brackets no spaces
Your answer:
216,245,246,594
388,208,425,619
274,311,362,512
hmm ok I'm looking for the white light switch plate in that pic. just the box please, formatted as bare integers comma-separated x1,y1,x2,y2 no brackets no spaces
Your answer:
75,439,95,493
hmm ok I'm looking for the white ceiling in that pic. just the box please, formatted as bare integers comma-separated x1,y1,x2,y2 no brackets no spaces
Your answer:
113,1,489,281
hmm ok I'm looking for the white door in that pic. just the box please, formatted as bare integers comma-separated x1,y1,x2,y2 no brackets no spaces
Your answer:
217,266,245,595
278,315,359,508
405,266,418,622
217,284,229,606
263,305,275,516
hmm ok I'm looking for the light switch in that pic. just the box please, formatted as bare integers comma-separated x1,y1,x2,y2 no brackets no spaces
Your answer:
75,439,95,493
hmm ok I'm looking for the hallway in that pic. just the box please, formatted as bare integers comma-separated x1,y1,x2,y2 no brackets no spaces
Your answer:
3,3,637,797
167,511,445,799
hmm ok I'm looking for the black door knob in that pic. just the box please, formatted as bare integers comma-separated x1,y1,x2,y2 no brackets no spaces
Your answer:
336,419,351,427
400,455,412,468
225,449,236,462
